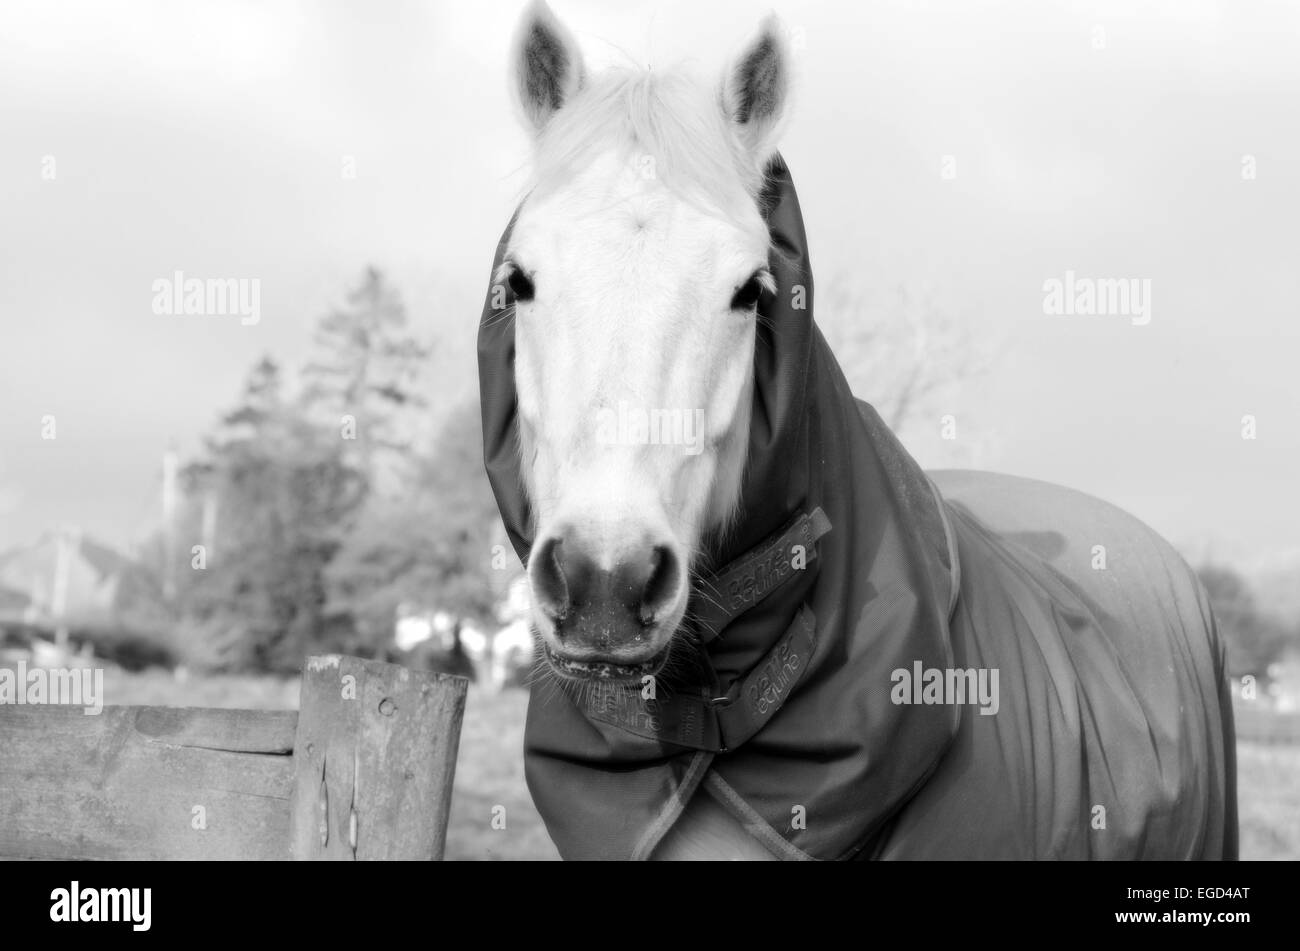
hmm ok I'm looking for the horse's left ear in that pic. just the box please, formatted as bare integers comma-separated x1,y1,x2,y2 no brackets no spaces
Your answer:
720,15,792,165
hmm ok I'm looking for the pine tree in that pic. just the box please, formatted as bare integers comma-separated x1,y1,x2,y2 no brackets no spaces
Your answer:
175,356,365,672
300,267,430,496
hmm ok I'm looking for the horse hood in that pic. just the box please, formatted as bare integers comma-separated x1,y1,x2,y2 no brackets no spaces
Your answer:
478,157,960,859
477,157,1236,860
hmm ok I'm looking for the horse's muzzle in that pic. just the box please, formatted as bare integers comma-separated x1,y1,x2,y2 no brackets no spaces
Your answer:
529,527,684,679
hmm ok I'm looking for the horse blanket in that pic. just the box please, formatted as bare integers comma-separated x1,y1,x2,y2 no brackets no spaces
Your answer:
477,156,1238,860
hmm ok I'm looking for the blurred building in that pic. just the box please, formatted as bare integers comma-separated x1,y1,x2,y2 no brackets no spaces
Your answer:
0,529,133,633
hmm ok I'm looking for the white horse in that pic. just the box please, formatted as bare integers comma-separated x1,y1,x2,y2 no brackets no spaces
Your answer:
491,2,1236,861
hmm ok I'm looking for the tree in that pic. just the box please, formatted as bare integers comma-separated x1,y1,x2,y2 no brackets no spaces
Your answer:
300,267,430,496
1196,563,1294,678
818,275,994,439
323,400,508,655
174,357,365,672
140,269,509,672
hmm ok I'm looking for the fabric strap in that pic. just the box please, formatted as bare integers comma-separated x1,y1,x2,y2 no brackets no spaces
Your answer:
693,507,832,641
583,604,818,753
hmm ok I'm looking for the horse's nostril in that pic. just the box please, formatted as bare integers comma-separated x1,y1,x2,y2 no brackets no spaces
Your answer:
531,536,570,622
639,545,681,624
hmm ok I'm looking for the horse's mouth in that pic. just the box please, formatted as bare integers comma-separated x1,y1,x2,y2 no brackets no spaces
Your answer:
543,642,670,682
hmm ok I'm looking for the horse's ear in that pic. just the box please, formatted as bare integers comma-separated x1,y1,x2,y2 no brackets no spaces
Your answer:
720,15,792,165
511,0,585,134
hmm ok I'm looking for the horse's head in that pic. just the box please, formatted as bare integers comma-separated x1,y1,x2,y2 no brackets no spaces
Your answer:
504,1,792,682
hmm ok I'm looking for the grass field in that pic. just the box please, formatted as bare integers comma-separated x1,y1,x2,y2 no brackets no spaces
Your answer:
1236,743,1300,860
65,667,1300,860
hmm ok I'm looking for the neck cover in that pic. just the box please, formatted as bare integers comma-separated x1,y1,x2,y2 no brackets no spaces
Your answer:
478,157,959,860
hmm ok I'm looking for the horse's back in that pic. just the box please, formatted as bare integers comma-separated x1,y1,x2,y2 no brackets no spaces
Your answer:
871,469,1238,859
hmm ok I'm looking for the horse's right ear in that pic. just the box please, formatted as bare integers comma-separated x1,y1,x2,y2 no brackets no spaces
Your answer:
511,0,585,135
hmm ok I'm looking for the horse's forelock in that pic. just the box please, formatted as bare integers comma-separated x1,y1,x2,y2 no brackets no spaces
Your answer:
530,67,763,221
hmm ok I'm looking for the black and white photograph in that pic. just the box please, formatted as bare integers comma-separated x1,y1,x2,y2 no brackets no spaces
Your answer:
0,0,1295,902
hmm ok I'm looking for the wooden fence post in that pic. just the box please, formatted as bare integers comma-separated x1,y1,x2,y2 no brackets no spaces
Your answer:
290,655,468,860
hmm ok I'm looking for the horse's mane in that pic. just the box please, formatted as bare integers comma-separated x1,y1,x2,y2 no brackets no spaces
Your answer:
531,66,762,220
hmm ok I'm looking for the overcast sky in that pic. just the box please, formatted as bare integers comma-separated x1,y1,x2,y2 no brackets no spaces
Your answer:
1,0,1297,568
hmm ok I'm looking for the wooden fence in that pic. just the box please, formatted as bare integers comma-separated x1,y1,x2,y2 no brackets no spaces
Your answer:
0,655,468,860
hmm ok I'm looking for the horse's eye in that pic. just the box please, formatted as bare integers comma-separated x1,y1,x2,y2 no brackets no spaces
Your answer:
730,274,764,311
507,267,535,302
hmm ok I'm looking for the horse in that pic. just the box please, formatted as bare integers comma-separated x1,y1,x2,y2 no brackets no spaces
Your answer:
477,1,1237,860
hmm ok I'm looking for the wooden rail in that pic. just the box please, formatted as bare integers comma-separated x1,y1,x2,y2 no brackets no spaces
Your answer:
0,654,468,860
